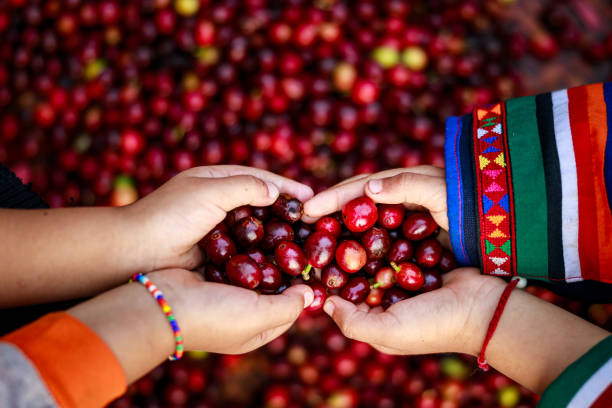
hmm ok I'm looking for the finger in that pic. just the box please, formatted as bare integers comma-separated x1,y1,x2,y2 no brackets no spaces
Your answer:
333,173,371,188
441,267,481,285
343,166,443,182
369,306,384,314
239,322,294,353
182,165,314,202
437,229,451,249
369,343,404,355
335,166,443,183
252,284,314,331
303,166,444,219
356,302,370,313
301,174,369,222
365,172,448,230
367,166,444,178
323,296,387,344
301,214,322,224
301,174,372,223
180,245,204,270
303,177,370,218
200,175,280,212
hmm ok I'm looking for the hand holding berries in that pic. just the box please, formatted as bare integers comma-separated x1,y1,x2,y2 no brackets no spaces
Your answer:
206,191,455,314
128,165,313,274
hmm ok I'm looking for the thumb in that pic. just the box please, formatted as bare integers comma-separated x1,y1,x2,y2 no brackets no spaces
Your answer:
253,284,314,330
365,172,448,230
323,296,384,344
201,175,280,212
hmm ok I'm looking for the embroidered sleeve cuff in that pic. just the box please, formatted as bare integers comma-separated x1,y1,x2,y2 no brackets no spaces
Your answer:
445,82,612,283
539,335,612,408
1,312,127,408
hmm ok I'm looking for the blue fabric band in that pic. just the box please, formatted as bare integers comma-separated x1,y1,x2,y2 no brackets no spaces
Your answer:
445,115,470,265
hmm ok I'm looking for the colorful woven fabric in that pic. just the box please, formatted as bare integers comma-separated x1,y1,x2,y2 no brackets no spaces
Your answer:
551,89,581,281
460,115,480,266
539,335,612,408
584,84,612,281
505,96,549,280
444,82,612,283
444,115,470,266
536,93,564,281
604,83,612,215
569,86,600,281
471,103,516,277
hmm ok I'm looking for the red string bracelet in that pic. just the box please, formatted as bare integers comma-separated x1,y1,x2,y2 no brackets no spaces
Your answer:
477,276,526,371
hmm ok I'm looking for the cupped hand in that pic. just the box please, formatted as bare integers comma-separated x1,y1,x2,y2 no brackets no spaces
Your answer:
151,268,315,354
322,268,505,357
303,166,448,231
125,165,314,272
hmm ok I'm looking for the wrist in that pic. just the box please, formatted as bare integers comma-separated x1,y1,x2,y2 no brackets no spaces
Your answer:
457,276,507,357
68,279,175,383
145,269,203,351
116,204,156,273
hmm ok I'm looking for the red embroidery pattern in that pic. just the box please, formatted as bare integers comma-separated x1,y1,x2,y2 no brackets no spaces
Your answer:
472,104,516,276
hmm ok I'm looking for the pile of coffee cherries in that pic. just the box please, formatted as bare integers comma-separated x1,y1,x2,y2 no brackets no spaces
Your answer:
2,0,610,406
200,194,455,311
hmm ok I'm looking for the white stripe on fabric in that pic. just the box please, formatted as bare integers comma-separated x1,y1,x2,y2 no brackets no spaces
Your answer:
568,357,612,407
552,89,582,281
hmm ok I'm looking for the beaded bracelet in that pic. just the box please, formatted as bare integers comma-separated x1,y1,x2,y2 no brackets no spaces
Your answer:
130,273,184,361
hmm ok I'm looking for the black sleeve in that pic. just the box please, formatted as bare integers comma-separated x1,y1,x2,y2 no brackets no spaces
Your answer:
0,162,48,209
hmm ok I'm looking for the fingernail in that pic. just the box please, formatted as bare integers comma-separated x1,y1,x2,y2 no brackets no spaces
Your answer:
302,201,317,217
368,179,382,194
323,299,335,315
266,181,279,199
303,290,314,308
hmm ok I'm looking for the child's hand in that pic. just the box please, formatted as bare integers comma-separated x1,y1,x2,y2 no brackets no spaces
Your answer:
322,268,611,395
0,165,311,307
303,166,447,230
149,269,314,354
322,268,504,356
126,165,313,272
70,268,315,383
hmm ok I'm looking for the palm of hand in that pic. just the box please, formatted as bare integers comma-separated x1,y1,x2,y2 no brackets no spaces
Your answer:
127,165,313,272
124,175,212,272
327,268,502,357
152,269,308,354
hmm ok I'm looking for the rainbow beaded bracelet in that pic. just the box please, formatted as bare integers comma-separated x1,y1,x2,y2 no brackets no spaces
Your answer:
130,273,184,361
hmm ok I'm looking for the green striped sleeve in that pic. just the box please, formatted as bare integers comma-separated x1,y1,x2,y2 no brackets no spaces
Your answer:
505,96,549,280
539,335,612,407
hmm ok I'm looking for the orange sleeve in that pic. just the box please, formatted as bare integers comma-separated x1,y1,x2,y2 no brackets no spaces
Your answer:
1,311,127,408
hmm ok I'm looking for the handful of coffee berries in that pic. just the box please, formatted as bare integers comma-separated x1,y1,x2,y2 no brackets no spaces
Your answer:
199,194,457,312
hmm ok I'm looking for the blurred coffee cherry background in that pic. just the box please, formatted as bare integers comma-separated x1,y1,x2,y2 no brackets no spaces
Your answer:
0,0,611,407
